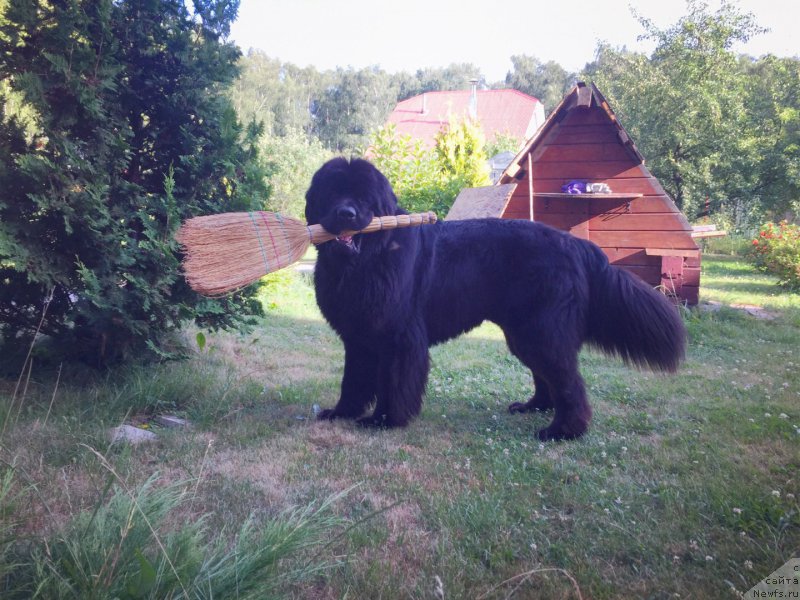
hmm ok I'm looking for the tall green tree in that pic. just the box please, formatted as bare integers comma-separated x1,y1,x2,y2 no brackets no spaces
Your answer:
315,66,399,153
585,1,766,221
398,63,485,100
0,0,268,364
504,55,574,113
740,55,800,219
231,51,327,138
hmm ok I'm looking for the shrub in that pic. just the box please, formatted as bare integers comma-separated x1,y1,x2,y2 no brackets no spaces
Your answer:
0,1,269,364
433,116,491,190
367,119,490,217
748,221,800,290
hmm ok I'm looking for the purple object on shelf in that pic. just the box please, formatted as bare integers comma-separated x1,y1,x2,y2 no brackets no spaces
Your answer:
561,180,588,194
561,181,612,194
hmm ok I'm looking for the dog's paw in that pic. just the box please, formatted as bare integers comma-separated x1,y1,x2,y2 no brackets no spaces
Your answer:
316,408,339,421
317,407,361,421
356,413,392,428
508,401,530,414
509,395,554,414
536,419,588,442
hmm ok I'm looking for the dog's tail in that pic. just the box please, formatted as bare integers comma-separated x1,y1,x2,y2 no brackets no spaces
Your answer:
582,242,686,372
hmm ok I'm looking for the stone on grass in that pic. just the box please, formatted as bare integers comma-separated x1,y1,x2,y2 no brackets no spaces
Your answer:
109,424,157,445
155,415,190,428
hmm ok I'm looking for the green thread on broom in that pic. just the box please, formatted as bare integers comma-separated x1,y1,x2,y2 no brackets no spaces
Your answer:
274,213,292,257
248,212,271,273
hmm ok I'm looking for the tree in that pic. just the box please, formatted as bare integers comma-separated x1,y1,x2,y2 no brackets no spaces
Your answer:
739,55,800,220
0,0,268,364
505,55,574,114
260,128,333,217
231,51,326,138
315,66,400,153
585,1,766,222
484,132,523,160
398,63,485,100
368,124,455,214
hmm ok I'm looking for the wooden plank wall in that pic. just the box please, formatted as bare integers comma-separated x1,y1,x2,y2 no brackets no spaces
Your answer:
502,105,701,304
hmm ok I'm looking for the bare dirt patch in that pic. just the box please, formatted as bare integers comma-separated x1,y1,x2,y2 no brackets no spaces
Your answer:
700,300,779,320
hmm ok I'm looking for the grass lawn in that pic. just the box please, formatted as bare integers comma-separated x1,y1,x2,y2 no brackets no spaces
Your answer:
1,255,798,598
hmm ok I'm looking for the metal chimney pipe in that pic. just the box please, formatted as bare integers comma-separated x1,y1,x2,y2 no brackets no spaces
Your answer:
469,78,478,119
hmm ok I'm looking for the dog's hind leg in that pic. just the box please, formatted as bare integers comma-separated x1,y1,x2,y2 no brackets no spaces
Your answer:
318,341,378,421
508,374,555,412
504,331,554,412
530,359,590,441
504,327,591,441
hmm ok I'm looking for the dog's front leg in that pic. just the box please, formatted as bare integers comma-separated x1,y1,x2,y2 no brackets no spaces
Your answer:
358,330,430,428
317,340,378,421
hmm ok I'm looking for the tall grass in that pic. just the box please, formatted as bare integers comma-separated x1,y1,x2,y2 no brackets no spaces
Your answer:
0,467,345,599
0,470,19,585
698,234,753,256
0,292,346,598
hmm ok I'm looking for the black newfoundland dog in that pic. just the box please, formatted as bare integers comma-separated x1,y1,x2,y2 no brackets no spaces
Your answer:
305,157,686,441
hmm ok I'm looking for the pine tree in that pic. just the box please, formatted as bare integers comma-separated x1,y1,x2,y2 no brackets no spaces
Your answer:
0,0,268,364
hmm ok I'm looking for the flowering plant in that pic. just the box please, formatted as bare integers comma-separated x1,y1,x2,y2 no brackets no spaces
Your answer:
748,221,800,290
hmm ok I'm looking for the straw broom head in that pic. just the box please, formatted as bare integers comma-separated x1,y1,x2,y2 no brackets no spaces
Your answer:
176,211,437,297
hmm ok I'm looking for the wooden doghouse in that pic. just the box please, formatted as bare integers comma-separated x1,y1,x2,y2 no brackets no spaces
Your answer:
446,82,701,305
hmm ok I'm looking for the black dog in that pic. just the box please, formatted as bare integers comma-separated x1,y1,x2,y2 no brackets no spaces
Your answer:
305,157,686,441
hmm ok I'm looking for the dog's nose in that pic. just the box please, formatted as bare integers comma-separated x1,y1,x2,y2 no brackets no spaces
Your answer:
336,205,357,221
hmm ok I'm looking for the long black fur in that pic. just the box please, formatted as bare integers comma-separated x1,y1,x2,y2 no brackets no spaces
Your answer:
306,157,686,440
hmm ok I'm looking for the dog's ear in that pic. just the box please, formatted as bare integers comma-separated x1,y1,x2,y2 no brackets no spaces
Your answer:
305,157,348,224
352,159,400,216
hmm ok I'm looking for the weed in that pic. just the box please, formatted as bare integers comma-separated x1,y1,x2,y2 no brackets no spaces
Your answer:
1,467,345,599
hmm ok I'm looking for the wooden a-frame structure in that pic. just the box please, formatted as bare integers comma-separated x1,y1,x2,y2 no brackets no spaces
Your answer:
447,81,701,304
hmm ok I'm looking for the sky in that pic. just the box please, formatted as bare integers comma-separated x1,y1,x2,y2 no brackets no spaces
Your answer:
229,0,799,82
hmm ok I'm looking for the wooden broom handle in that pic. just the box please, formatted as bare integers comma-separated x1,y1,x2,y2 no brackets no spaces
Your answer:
307,212,438,245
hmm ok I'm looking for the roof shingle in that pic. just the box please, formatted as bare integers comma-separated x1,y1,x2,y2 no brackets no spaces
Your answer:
386,89,544,148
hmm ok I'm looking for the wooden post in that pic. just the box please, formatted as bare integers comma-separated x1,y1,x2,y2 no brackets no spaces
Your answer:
527,153,534,222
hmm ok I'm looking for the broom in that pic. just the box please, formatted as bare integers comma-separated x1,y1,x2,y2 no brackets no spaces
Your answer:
175,211,438,296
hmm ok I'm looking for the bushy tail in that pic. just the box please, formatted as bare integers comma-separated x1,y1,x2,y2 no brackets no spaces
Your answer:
583,244,686,372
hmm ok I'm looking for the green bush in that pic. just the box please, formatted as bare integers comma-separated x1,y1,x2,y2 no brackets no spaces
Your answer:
0,1,268,364
367,119,490,217
433,116,491,190
748,221,800,290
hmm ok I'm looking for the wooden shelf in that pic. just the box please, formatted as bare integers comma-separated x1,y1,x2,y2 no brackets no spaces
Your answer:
533,193,644,199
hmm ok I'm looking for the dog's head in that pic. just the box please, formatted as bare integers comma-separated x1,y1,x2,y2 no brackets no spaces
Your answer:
305,158,399,257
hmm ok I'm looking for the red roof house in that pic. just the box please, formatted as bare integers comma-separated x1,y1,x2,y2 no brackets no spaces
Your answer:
385,87,545,148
